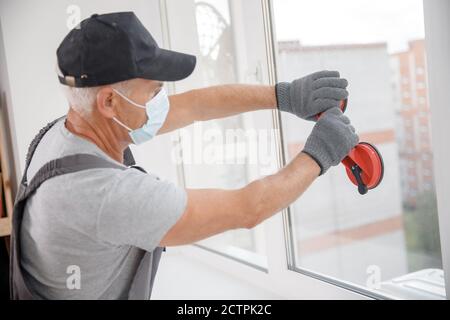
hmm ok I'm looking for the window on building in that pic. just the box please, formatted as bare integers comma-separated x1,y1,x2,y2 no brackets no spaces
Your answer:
272,0,444,299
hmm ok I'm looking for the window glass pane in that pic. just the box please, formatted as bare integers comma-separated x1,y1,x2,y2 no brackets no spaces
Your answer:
272,0,445,298
178,0,276,268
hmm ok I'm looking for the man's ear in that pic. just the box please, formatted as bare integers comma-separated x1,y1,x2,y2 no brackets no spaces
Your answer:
96,87,117,119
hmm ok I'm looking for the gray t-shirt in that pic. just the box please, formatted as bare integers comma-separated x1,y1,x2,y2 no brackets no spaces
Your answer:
20,117,187,299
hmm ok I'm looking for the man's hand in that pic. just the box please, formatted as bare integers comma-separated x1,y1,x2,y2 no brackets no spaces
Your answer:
302,107,359,175
276,70,349,121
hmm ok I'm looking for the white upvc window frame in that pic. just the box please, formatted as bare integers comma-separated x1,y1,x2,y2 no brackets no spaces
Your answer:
160,0,449,300
423,0,450,300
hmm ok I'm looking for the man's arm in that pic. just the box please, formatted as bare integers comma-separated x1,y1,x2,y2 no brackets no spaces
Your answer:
157,71,349,135
159,152,319,246
159,107,358,247
158,84,276,135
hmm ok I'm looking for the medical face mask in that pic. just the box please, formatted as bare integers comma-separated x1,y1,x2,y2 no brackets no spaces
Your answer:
112,87,170,145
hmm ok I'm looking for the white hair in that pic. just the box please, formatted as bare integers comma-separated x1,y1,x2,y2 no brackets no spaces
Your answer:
60,80,134,116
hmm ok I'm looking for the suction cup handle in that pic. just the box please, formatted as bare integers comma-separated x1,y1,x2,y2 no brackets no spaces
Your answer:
341,143,385,195
349,164,368,195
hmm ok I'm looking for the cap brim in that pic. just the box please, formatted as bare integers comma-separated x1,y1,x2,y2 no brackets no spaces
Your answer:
140,48,197,82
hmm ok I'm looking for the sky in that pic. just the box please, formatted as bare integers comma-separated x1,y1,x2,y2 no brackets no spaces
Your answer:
272,0,425,54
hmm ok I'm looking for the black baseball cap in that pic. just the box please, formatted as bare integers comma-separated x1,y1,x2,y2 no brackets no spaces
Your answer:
57,11,197,87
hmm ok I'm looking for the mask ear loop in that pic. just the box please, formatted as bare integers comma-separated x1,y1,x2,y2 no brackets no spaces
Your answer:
112,88,167,132
112,88,146,109
112,117,133,132
111,89,146,132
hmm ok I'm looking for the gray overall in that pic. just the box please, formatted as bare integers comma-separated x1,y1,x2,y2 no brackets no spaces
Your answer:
9,117,164,299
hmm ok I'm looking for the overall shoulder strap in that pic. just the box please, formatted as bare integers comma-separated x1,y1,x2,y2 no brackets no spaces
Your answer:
22,116,65,185
19,153,126,202
123,146,136,166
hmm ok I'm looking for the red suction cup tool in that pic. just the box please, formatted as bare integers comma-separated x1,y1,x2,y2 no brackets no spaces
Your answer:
315,99,384,195
341,142,384,195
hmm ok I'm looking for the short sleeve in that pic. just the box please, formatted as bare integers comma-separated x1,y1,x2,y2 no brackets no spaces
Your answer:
97,169,187,252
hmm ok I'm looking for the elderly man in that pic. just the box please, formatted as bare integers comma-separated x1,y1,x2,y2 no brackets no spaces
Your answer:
10,12,357,299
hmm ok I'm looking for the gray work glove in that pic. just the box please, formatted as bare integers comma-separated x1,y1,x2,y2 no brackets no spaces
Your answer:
276,70,349,121
302,108,359,175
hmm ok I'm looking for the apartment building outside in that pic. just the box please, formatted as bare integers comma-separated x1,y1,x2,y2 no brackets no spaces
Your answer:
390,39,434,209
